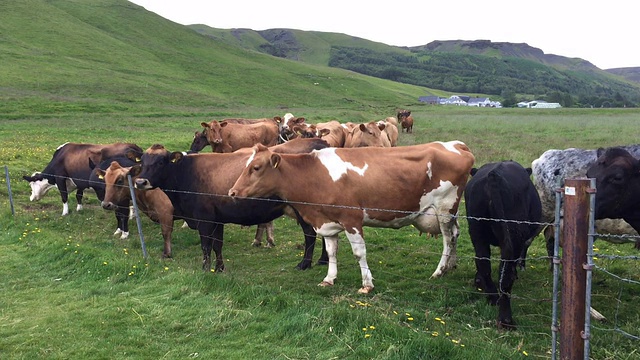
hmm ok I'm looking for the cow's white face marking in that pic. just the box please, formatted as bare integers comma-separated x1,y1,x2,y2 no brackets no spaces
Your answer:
28,175,55,201
245,150,256,167
282,113,295,129
434,140,464,155
315,148,368,181
426,161,433,180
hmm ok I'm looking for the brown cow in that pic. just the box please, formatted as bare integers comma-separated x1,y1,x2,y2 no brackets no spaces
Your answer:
23,142,142,216
345,121,391,148
397,110,414,133
200,119,279,153
378,120,399,147
96,161,180,258
229,141,475,293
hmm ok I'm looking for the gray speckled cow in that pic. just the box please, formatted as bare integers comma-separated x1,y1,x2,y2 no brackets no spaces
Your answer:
531,145,640,258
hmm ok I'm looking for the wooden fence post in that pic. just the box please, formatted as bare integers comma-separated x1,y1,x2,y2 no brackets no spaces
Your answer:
560,178,590,360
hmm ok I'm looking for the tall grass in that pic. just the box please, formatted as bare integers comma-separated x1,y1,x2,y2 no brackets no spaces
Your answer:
1,108,639,359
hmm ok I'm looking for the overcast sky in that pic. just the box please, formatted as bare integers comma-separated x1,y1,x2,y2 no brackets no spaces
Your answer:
129,0,638,70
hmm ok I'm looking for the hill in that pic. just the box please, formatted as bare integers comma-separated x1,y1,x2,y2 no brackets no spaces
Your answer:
0,0,432,117
190,26,640,107
606,67,640,84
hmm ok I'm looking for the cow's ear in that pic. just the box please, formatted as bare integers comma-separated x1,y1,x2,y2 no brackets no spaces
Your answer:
377,122,386,131
295,117,306,124
95,169,106,180
169,152,184,163
273,116,283,123
359,123,367,132
470,168,478,176
220,121,229,128
126,149,142,162
596,147,606,158
270,154,282,169
201,122,210,129
525,167,533,175
89,158,97,170
318,128,331,137
292,125,305,135
129,164,142,177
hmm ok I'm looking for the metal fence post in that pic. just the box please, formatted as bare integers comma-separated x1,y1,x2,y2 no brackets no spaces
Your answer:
582,178,596,359
127,174,148,259
5,165,15,216
560,178,590,360
551,182,563,360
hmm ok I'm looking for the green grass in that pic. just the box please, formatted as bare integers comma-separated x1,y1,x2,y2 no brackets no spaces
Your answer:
2,108,640,359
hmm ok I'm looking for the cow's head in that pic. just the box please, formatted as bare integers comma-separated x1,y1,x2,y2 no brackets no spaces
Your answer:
586,147,640,220
134,144,183,191
229,144,280,199
95,161,133,211
201,121,223,145
190,130,209,153
22,172,56,201
279,116,307,142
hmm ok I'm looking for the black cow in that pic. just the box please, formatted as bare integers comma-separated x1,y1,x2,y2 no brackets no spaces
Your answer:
587,147,640,248
464,161,542,330
132,138,330,272
23,142,142,216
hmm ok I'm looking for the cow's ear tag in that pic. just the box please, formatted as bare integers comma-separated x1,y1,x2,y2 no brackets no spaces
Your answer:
170,158,177,163
98,174,104,180
135,157,141,162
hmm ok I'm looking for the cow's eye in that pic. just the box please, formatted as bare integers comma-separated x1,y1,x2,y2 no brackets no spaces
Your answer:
116,178,124,185
609,174,625,185
252,165,260,172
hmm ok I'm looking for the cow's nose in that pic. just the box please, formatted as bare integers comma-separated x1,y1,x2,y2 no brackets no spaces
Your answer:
213,139,222,144
101,201,115,210
228,189,237,197
134,178,150,189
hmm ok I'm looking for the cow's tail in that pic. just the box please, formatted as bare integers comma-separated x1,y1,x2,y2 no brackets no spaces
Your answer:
488,170,513,257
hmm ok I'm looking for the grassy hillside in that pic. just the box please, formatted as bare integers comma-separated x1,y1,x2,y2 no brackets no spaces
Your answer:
192,26,640,107
0,0,433,117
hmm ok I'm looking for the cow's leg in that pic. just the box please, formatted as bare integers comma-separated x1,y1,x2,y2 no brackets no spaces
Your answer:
115,205,130,240
317,237,329,265
544,225,555,270
57,178,71,216
160,215,174,259
496,256,518,330
199,223,224,272
265,221,275,247
252,224,265,247
319,235,339,287
473,241,498,305
75,188,84,211
430,217,459,278
345,229,374,294
295,217,318,271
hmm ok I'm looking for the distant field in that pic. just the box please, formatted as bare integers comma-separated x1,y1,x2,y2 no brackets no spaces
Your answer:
1,107,639,359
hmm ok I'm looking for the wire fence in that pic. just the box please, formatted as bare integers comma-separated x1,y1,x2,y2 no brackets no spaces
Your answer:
4,169,640,357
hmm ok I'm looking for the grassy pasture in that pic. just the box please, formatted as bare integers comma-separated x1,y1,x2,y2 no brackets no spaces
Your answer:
1,107,639,359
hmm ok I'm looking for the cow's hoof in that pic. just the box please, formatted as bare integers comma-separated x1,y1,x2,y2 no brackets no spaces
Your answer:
119,232,129,240
252,240,262,247
265,241,275,248
358,286,374,294
318,281,333,287
497,319,517,331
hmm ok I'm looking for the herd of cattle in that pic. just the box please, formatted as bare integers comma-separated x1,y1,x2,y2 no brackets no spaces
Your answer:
22,111,640,330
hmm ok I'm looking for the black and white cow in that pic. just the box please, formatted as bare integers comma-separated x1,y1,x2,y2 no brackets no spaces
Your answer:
587,147,640,248
464,161,542,330
531,145,640,255
23,142,142,216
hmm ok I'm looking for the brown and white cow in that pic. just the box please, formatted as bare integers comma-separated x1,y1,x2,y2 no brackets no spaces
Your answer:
397,110,414,133
229,141,475,293
96,160,180,258
133,138,331,272
345,121,392,148
23,142,142,216
200,119,279,153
